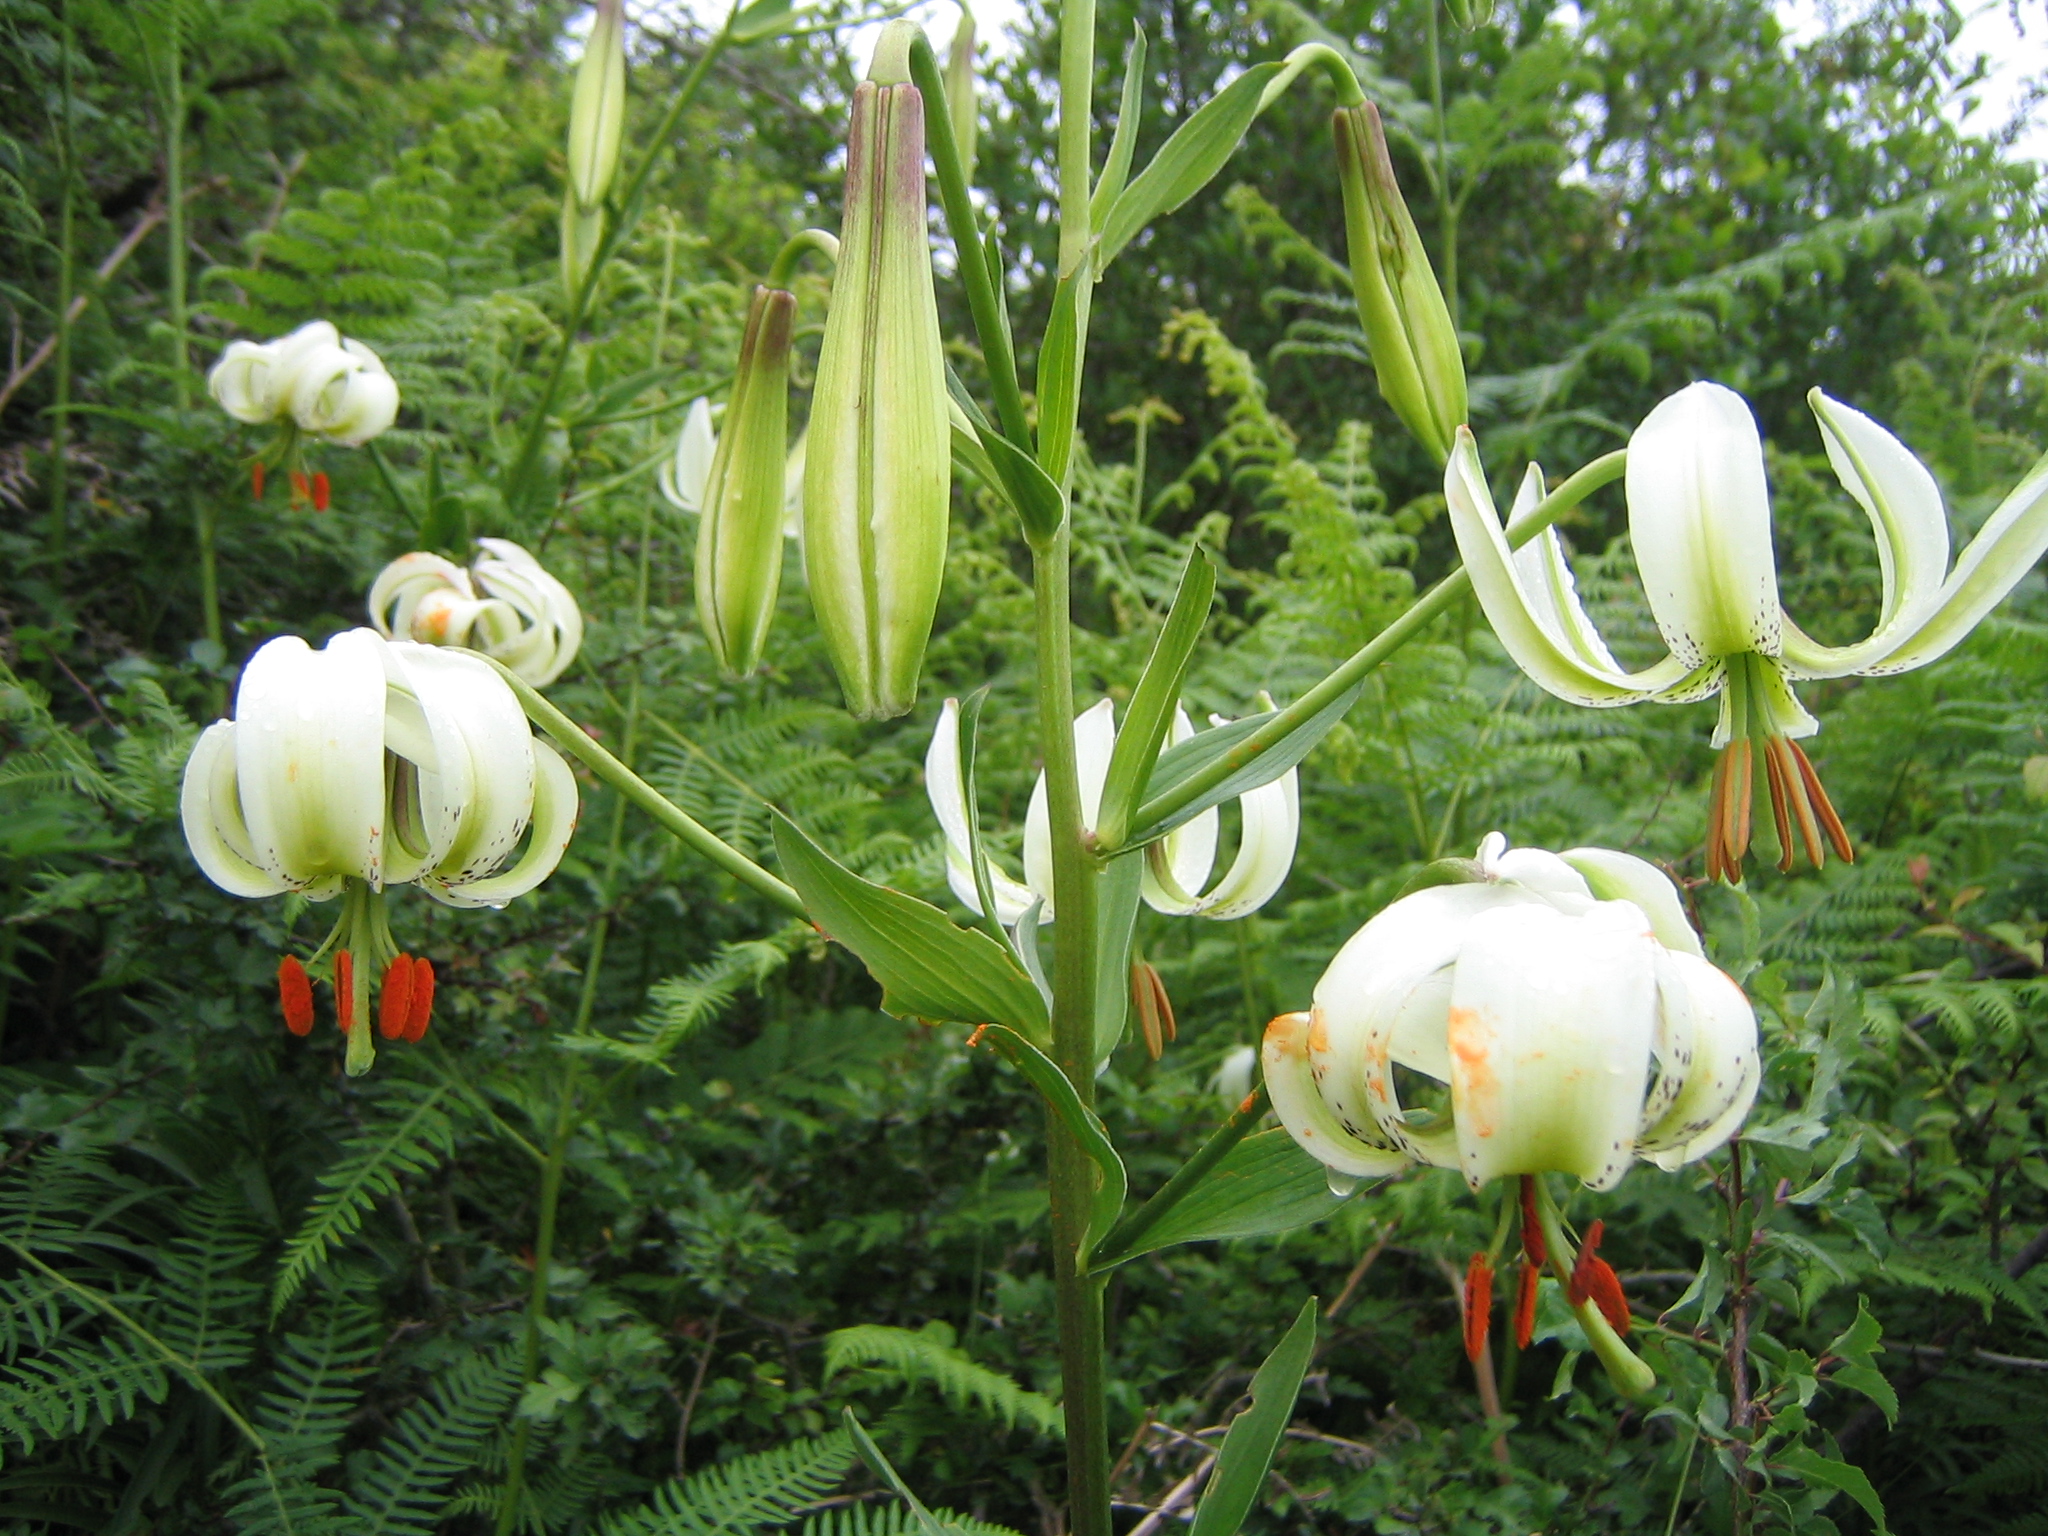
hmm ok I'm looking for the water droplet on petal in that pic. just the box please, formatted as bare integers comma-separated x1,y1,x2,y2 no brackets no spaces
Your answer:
1326,1170,1362,1197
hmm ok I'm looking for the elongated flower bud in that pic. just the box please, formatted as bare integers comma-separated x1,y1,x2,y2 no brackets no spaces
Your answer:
944,8,979,183
803,22,950,721
1333,103,1466,463
698,285,796,677
567,0,626,211
561,187,605,299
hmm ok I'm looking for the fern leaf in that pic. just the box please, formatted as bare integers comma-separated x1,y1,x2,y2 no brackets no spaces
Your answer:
0,1334,169,1462
600,1431,858,1536
798,1503,1024,1536
221,1297,382,1536
340,1344,521,1536
823,1325,1062,1438
272,1086,456,1316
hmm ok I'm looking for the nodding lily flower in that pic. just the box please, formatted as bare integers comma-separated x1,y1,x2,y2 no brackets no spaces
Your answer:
924,698,1300,926
368,539,584,688
180,629,579,1074
208,321,399,447
1447,381,2048,881
1265,832,1755,1396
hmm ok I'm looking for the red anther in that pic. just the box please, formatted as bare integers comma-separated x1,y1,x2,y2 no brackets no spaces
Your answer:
334,949,355,1032
379,955,415,1040
1514,1262,1540,1349
404,958,435,1042
1567,1220,1631,1332
312,471,330,511
289,470,311,504
277,955,314,1036
251,462,267,500
1462,1252,1493,1363
1520,1175,1546,1267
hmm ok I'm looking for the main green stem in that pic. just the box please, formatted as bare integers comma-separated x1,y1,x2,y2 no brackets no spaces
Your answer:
1120,448,1626,843
161,11,219,671
47,0,75,559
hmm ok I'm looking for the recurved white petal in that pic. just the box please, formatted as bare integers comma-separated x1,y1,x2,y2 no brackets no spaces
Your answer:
1445,899,1660,1191
924,698,1041,926
1140,709,1220,913
369,552,475,641
180,722,294,898
1626,382,1783,666
474,538,584,686
1560,845,1703,957
1639,948,1760,1169
1263,1011,1411,1180
1022,699,1117,910
208,341,282,424
1447,429,1698,706
1508,462,1628,676
234,630,390,891
1143,764,1298,920
667,397,717,515
394,644,536,889
427,737,579,908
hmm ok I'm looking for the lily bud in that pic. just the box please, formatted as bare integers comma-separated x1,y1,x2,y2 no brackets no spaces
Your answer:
567,0,627,211
944,7,979,183
803,21,950,721
1332,103,1466,463
561,187,605,299
1444,0,1495,29
697,285,796,677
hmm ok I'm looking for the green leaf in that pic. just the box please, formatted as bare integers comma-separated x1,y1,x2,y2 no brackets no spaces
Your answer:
1127,679,1366,846
1035,276,1083,486
842,1408,951,1536
1093,1130,1349,1270
977,424,1067,546
1773,1446,1890,1534
1188,1297,1319,1536
772,813,1048,1037
1097,62,1286,269
1096,548,1217,847
1825,1297,1895,1426
1088,25,1148,232
1092,854,1144,1062
973,1025,1126,1261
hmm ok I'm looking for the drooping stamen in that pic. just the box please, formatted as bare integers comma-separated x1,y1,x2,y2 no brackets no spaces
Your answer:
404,958,435,1042
1519,1175,1546,1268
290,470,311,504
1463,1252,1493,1363
1132,960,1176,1061
379,955,416,1040
251,462,267,500
278,956,315,1036
1514,1262,1540,1349
334,949,355,1033
1788,738,1853,865
312,471,331,512
1706,739,1755,883
1566,1219,1631,1333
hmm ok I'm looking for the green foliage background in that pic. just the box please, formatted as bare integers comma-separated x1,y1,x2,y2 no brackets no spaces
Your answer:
2,0,2047,1532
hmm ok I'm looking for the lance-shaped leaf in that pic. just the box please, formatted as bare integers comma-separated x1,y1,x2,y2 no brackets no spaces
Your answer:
772,813,1048,1037
1188,1297,1319,1536
1092,1130,1351,1271
1096,548,1216,847
1089,25,1149,231
974,1024,1126,1262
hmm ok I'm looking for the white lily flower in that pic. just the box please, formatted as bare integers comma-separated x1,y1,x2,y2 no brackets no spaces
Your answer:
924,697,1300,925
663,397,807,531
207,321,399,446
1263,832,1758,1192
1448,380,2048,880
180,628,578,1073
368,538,584,688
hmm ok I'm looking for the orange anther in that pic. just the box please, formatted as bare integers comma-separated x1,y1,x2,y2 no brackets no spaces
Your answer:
1463,1252,1493,1363
1567,1219,1630,1332
379,955,415,1039
312,471,330,511
1514,1262,1540,1349
289,470,311,504
405,958,435,1042
334,949,355,1032
277,955,314,1036
251,462,267,500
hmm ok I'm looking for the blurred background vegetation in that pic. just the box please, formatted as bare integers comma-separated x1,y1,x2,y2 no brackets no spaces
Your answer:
3,0,2047,1531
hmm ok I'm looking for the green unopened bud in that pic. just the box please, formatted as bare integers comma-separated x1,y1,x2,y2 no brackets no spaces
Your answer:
567,0,627,210
1333,103,1467,464
560,188,604,298
1443,0,1495,29
944,8,979,184
802,22,950,722
697,285,796,678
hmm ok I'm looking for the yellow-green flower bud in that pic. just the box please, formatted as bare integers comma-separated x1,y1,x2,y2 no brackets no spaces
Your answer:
567,0,627,211
944,8,979,184
1333,103,1467,464
560,187,604,299
697,285,796,678
802,22,950,722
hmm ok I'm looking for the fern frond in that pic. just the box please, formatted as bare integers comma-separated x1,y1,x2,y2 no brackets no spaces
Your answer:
340,1345,521,1536
822,1325,1062,1438
568,923,808,1070
0,1333,169,1462
272,1086,456,1316
152,1183,265,1371
798,1503,1025,1536
599,1431,857,1536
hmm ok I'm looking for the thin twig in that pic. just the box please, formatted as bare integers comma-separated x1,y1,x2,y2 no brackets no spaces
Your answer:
673,1304,724,1475
1325,1225,1392,1320
1123,1457,1214,1536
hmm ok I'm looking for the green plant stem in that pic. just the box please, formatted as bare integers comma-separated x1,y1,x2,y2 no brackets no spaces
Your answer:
764,227,839,288
1090,1085,1271,1272
504,23,734,522
491,661,805,915
1119,448,1626,844
1426,0,1457,329
907,33,1031,448
47,0,76,560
